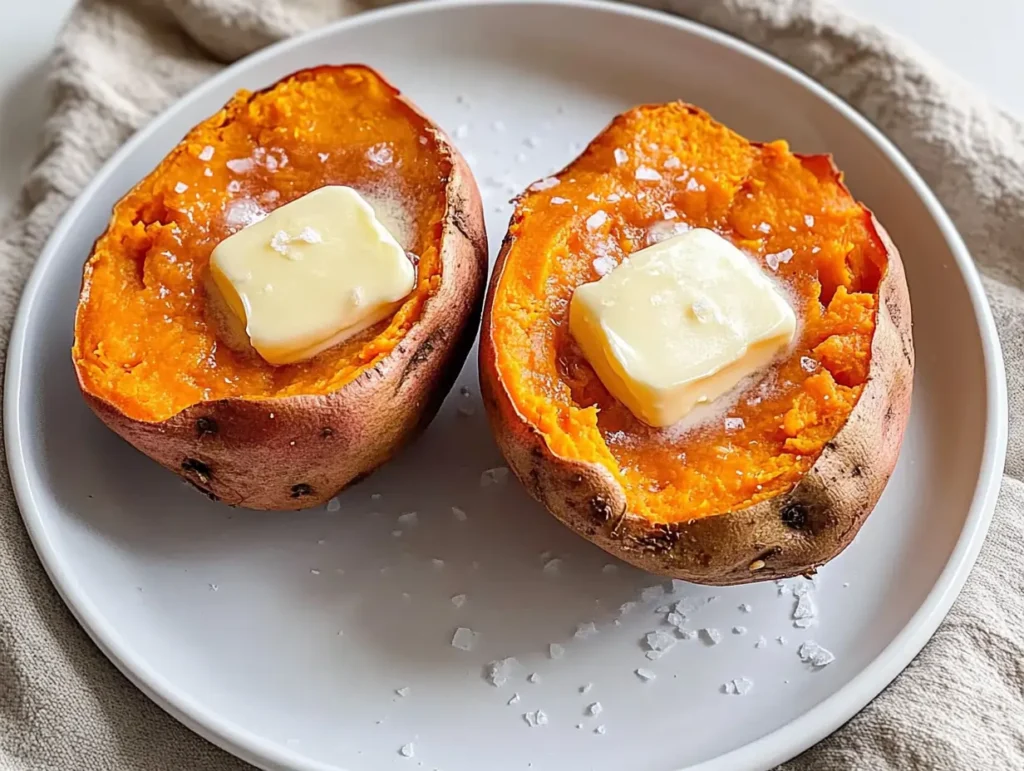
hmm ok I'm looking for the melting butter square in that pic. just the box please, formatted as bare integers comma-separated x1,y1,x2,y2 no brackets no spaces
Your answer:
569,228,796,427
209,185,414,365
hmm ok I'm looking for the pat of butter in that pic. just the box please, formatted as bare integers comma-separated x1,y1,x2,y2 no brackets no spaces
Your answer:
569,228,796,427
209,185,414,365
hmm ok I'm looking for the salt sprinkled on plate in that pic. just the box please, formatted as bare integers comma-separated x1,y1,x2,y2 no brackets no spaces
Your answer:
700,628,722,646
326,498,341,512
739,603,753,613
397,511,419,526
640,585,666,603
451,594,467,608
777,635,787,645
549,643,565,659
666,612,686,629
733,626,747,635
724,417,745,431
656,604,671,614
486,658,518,687
619,601,636,616
635,668,657,682
755,636,767,649
645,651,663,661
530,177,560,191
508,693,520,705
371,493,382,501
399,743,415,758
575,621,598,639
595,725,607,735
543,558,563,575
580,683,593,694
635,166,662,182
454,124,469,139
452,506,467,521
198,145,215,161
792,592,817,628
310,569,320,576
586,702,602,717
391,530,402,538
480,467,510,487
451,627,479,651
765,248,795,271
515,152,527,163
432,558,445,570
645,630,677,652
528,672,541,684
524,710,549,727
524,136,541,148
613,148,628,165
586,211,608,231
722,677,754,695
798,640,835,668
601,564,618,575
395,687,410,697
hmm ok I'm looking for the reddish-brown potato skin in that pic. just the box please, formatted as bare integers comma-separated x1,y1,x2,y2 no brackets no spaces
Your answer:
76,71,488,511
480,164,913,585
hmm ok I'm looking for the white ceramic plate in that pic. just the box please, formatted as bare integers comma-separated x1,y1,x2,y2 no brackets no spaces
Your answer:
4,1,1007,769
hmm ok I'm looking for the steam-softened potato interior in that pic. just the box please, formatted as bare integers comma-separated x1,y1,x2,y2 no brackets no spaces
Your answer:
490,103,888,524
73,65,450,422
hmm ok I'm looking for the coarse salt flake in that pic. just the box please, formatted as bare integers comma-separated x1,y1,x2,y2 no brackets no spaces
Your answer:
645,630,677,652
765,249,795,271
725,417,745,431
549,643,565,659
798,640,836,668
508,693,520,705
226,158,254,174
580,683,593,694
399,743,414,758
575,621,598,640
602,564,618,575
486,657,518,687
528,672,541,684
174,182,188,194
397,511,419,526
587,702,602,716
613,148,628,165
640,585,666,603
593,256,617,276
739,603,753,613
804,214,815,227
551,197,570,205
326,497,341,512
595,725,607,735
635,166,662,182
530,177,560,191
198,145,215,161
664,156,682,169
451,593,467,608
635,668,657,682
733,626,747,635
801,356,818,372
451,506,467,521
480,467,510,487
294,226,322,244
395,687,410,697
543,558,563,575
587,211,608,231
451,627,479,651
700,628,722,645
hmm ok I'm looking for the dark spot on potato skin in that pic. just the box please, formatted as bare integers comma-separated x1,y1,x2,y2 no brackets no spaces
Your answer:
571,473,584,486
181,457,211,484
195,417,217,437
290,483,313,499
320,427,334,439
852,464,863,477
590,496,614,522
396,326,449,392
780,501,809,530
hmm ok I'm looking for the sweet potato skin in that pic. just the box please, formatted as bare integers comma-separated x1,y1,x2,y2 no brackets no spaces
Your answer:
480,151,913,584
76,68,488,510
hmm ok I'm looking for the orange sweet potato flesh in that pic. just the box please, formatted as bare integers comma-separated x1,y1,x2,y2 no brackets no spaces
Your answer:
74,65,449,423
72,65,488,511
488,103,888,525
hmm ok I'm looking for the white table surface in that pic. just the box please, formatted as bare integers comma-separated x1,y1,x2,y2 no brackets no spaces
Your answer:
0,0,1021,225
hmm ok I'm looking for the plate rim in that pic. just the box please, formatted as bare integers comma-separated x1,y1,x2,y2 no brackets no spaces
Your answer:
3,1,1008,769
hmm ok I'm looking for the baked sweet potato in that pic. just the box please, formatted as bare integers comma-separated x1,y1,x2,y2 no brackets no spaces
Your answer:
480,102,913,585
73,65,487,510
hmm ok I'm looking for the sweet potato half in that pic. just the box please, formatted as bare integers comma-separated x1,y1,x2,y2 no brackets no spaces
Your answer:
73,65,487,510
481,103,913,585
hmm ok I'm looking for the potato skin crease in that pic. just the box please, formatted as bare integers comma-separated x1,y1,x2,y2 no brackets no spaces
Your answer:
75,66,488,511
480,124,913,585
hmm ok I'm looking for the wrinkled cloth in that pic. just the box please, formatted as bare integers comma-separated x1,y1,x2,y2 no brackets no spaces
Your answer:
0,1,1020,769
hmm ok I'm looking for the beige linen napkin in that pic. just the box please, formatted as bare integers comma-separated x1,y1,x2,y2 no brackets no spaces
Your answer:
1,1,1021,769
